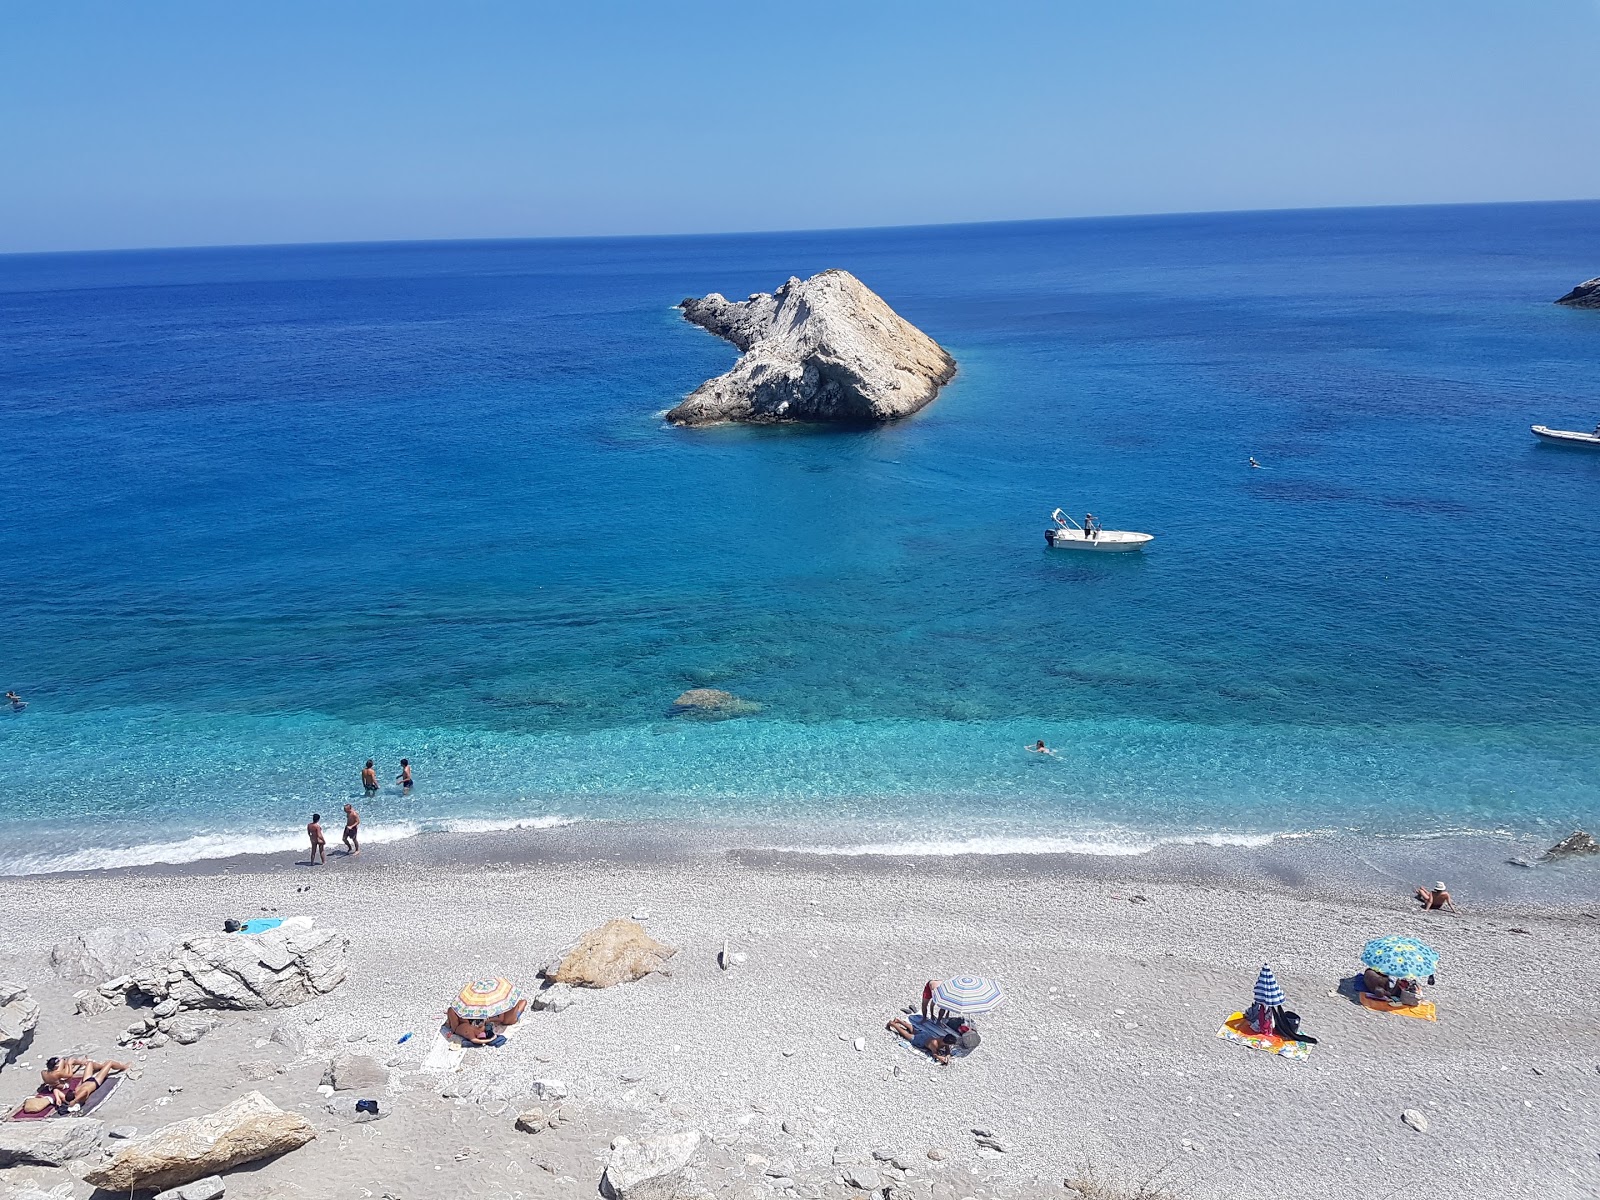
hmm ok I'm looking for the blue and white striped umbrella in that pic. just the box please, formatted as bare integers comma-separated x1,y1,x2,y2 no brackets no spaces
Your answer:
931,975,1005,1015
1252,964,1286,1008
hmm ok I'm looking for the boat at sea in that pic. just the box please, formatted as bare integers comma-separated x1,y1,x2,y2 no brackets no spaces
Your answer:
1044,508,1153,552
1531,424,1600,448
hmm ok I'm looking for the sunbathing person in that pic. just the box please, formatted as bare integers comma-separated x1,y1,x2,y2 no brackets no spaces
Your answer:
1414,881,1458,913
1361,967,1399,1001
21,1056,128,1114
446,1007,501,1046
887,1015,979,1065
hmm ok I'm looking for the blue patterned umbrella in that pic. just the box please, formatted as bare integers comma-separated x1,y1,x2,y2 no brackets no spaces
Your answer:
1361,936,1439,981
1252,964,1285,1007
930,975,1005,1015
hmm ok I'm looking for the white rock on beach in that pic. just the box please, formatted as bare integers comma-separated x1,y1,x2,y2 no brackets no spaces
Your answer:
82,1090,315,1192
0,980,40,1061
49,926,178,983
0,1116,104,1166
129,927,349,1010
669,269,956,426
600,1129,702,1199
153,1176,226,1200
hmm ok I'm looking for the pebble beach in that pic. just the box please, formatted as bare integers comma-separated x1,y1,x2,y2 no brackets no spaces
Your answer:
1,832,1597,1200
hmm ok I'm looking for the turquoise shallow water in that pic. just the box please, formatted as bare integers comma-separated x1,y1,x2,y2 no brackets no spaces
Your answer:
2,203,1598,872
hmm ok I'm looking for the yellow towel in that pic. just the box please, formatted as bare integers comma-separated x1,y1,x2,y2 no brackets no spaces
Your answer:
1216,1011,1312,1059
1359,993,1437,1021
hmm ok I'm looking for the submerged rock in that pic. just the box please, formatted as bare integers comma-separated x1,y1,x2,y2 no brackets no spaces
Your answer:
1554,278,1600,308
670,688,761,716
1541,830,1599,862
544,919,677,989
83,1091,314,1192
669,269,955,426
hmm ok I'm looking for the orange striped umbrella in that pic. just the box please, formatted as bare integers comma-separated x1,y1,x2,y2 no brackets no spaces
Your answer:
454,977,522,1021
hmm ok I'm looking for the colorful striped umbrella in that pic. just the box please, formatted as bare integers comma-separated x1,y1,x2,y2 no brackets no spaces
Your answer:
930,975,1006,1015
1252,964,1286,1008
454,977,522,1021
1360,936,1439,981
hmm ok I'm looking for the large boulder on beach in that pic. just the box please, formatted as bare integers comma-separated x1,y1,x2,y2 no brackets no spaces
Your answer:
0,1116,104,1166
669,269,956,426
601,1130,702,1200
0,980,40,1062
545,919,677,989
1554,278,1600,308
50,926,178,984
1541,830,1599,861
124,923,348,1011
82,1090,314,1192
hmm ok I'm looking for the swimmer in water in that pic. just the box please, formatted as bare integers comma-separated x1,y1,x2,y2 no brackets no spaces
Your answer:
397,758,413,789
5,691,23,711
1028,740,1056,755
361,760,378,796
1249,457,1261,469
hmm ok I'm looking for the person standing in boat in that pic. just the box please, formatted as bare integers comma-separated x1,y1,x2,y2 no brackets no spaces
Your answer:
1083,513,1096,540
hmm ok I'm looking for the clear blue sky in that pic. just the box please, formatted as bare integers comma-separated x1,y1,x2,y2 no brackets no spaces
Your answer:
3,0,1598,252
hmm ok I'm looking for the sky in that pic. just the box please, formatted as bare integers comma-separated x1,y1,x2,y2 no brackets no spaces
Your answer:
2,0,1598,253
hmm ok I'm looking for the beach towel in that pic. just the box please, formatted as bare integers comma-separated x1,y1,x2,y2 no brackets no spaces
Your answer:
239,917,283,934
419,1032,466,1074
7,1074,121,1122
1216,1011,1312,1060
1358,993,1437,1021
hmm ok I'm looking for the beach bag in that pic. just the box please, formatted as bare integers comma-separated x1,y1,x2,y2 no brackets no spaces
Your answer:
1274,1009,1301,1037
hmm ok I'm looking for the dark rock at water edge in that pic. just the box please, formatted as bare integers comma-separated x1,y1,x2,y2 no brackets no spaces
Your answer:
1541,830,1598,862
1554,278,1600,308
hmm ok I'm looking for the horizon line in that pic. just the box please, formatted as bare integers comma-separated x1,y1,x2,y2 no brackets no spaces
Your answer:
3,195,1598,261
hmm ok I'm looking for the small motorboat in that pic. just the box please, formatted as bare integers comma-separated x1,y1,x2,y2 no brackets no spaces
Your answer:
1532,424,1600,448
1044,508,1153,552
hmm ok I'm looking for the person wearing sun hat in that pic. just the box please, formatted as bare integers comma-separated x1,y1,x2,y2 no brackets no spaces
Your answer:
1414,881,1458,913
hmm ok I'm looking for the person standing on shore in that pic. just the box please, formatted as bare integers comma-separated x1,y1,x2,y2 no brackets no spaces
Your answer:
342,804,361,856
397,758,413,790
361,760,379,796
306,813,326,865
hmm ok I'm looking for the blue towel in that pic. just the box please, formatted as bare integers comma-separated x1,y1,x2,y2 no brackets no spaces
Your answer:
240,918,283,934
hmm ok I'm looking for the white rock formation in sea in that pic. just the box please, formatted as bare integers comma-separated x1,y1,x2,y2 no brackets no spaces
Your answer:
669,269,956,426
1554,278,1600,308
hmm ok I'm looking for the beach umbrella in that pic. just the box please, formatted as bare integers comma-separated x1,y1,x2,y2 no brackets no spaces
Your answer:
1252,964,1286,1008
931,975,1006,1015
1360,935,1439,981
454,977,523,1021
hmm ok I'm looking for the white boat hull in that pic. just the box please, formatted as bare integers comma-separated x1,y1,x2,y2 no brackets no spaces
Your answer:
1045,528,1153,552
1532,424,1600,447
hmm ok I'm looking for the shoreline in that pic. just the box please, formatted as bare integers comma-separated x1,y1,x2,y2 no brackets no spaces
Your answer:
8,817,1598,914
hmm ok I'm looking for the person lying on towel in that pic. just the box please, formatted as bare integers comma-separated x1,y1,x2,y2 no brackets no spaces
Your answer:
20,1056,128,1115
887,1014,979,1065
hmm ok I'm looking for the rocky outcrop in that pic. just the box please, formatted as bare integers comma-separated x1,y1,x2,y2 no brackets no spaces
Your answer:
544,919,677,989
106,921,348,1011
0,981,39,1063
1555,278,1600,308
670,688,760,717
50,926,177,983
0,1116,104,1166
1542,830,1598,861
83,1091,315,1192
601,1130,702,1199
669,269,955,426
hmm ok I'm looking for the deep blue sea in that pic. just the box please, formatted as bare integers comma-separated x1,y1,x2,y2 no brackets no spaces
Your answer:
2,202,1598,874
